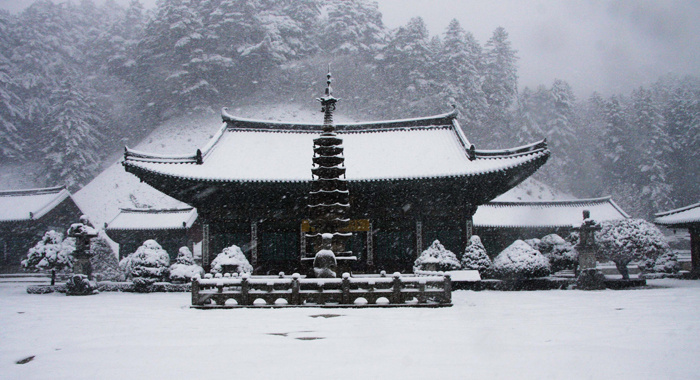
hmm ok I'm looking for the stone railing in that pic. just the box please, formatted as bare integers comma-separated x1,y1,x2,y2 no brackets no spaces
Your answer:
191,272,451,308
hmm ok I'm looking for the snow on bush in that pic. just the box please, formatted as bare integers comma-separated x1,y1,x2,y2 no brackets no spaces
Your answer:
641,250,680,274
210,244,253,274
461,236,492,275
169,247,204,282
119,240,170,284
596,219,671,279
493,240,551,279
537,234,577,272
90,231,123,281
21,230,75,272
414,240,461,272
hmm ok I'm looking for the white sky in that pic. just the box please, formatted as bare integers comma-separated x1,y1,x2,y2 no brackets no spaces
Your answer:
2,0,698,98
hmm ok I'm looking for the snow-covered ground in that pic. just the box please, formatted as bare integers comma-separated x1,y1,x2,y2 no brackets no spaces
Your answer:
1,279,699,380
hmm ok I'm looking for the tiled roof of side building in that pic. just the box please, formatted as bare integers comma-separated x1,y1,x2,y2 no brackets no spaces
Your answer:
0,186,75,222
123,109,550,183
105,207,198,231
655,202,700,226
474,197,629,229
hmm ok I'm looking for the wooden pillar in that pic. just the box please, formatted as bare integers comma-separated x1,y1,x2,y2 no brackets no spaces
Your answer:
366,222,374,268
250,221,258,271
299,225,306,260
202,223,210,271
465,204,477,252
415,220,423,257
691,226,700,273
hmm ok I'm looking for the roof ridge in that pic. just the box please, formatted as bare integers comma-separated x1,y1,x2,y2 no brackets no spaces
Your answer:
221,107,458,131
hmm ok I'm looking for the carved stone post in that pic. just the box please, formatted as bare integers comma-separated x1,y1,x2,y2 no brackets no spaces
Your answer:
576,210,605,290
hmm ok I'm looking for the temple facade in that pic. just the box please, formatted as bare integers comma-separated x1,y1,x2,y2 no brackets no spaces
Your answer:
655,202,700,274
123,86,550,274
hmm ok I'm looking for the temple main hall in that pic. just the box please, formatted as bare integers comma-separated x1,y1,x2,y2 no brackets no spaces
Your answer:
123,82,550,274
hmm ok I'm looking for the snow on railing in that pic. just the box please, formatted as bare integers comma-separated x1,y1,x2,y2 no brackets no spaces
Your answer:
191,271,451,308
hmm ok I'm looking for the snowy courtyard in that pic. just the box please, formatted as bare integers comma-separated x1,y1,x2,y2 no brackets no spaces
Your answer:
1,279,699,380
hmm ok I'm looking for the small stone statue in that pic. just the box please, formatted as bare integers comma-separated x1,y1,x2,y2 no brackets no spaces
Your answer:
576,210,605,290
66,215,98,280
313,233,337,278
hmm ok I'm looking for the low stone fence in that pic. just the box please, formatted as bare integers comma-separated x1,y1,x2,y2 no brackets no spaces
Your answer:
191,272,452,308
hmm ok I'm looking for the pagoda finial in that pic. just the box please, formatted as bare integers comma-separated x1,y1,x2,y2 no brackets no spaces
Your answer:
316,64,339,131
325,63,333,97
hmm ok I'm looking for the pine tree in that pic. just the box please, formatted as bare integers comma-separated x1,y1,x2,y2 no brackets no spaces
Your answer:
0,10,25,160
483,27,518,145
439,19,487,139
381,17,440,116
320,0,386,58
41,79,103,190
630,87,673,216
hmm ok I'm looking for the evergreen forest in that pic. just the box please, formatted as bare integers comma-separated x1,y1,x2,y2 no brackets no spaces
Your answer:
1,0,699,219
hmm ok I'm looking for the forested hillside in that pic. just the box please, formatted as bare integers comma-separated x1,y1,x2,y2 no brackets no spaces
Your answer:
1,0,699,219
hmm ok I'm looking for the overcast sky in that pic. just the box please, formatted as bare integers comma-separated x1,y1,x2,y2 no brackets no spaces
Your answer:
2,0,698,98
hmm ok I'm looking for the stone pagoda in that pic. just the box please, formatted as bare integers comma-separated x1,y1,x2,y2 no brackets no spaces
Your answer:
304,69,356,277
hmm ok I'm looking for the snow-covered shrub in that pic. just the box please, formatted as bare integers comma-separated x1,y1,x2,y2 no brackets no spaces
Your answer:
523,238,541,249
210,245,253,274
414,240,461,272
461,236,492,276
119,240,170,287
169,247,204,283
493,240,551,279
596,219,671,279
65,274,97,295
21,231,75,272
641,250,680,274
90,231,123,281
537,234,577,272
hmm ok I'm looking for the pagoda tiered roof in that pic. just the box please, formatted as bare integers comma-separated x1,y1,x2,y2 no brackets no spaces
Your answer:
105,207,198,231
0,186,75,222
474,197,629,229
655,203,700,228
123,109,550,185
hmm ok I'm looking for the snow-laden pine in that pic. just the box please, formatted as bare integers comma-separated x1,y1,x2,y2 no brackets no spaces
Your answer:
210,244,253,275
414,240,461,272
493,240,550,279
169,246,204,282
596,218,671,279
89,231,122,281
21,230,75,272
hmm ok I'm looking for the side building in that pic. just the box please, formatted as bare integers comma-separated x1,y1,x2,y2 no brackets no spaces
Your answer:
105,207,201,261
473,197,629,255
0,186,85,273
123,109,550,274
655,202,700,274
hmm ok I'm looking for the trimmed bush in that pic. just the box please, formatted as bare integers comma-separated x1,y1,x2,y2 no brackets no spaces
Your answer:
461,235,492,276
119,240,170,288
537,234,577,272
414,240,461,272
169,247,204,283
210,245,253,274
493,240,551,279
90,231,123,281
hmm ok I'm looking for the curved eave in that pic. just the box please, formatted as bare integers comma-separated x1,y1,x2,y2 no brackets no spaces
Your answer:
123,148,549,185
655,202,700,227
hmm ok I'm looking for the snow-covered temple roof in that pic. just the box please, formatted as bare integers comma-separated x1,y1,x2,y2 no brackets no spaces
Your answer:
474,197,629,229
0,186,74,222
123,109,549,183
655,203,700,227
105,207,198,231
